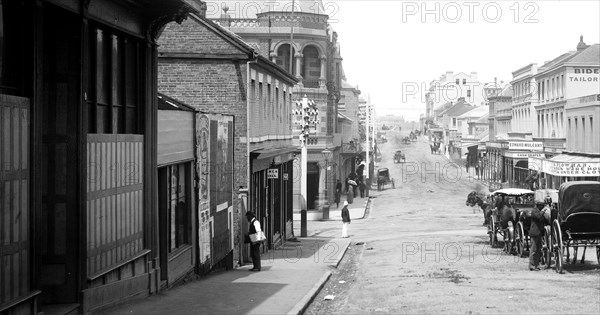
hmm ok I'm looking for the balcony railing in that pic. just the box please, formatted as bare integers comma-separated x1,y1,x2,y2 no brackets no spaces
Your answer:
302,80,320,89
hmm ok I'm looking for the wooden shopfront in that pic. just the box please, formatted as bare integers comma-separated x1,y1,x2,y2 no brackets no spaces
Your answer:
0,1,194,313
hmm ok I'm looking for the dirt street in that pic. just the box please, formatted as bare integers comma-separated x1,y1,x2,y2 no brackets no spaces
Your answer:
304,131,600,314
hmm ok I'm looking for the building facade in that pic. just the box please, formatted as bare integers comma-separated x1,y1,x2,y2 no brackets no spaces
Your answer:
157,13,298,267
529,38,600,189
209,0,346,216
0,0,194,313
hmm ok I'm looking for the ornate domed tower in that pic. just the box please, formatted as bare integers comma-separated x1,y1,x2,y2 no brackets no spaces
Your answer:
209,0,344,212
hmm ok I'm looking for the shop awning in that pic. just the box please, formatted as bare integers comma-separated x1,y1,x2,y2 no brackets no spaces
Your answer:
529,153,600,177
458,143,478,149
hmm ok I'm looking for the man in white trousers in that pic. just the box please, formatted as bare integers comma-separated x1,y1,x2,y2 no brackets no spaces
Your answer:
341,201,351,238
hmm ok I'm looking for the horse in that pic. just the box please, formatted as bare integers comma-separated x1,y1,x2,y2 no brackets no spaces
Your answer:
465,192,494,225
430,142,440,154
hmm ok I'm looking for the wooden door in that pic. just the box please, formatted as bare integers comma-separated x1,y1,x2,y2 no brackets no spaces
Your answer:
38,9,80,304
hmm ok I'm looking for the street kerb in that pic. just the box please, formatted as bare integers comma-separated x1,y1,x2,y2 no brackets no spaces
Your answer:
287,271,332,315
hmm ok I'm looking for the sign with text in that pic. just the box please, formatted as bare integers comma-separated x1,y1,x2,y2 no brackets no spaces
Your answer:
504,152,544,159
528,158,600,177
267,168,279,179
508,141,543,151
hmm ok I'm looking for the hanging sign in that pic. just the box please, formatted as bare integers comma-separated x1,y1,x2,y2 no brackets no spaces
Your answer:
267,168,279,179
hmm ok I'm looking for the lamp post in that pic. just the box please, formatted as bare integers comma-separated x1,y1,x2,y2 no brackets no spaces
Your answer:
294,95,319,236
321,148,332,220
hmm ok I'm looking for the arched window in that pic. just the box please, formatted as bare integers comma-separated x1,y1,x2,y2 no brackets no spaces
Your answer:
301,46,320,88
276,44,296,74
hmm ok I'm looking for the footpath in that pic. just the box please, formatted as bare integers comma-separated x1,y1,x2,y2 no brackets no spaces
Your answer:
100,198,370,315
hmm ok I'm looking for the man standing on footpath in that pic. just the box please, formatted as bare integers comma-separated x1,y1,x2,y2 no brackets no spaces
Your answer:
245,211,262,271
341,201,351,238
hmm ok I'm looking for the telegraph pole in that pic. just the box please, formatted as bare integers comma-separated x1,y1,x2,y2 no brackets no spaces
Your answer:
294,95,319,237
366,95,370,182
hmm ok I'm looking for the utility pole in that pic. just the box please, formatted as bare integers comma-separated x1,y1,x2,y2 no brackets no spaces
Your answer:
366,94,370,182
288,0,295,73
294,95,319,237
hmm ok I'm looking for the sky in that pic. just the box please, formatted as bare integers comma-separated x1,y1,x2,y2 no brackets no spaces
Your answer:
325,0,600,121
204,1,600,121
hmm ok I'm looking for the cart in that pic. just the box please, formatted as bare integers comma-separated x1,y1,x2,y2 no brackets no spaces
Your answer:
550,181,600,273
376,168,395,191
489,188,534,253
393,150,405,163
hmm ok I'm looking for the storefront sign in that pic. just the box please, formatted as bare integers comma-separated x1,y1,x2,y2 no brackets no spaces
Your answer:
508,141,543,151
528,158,600,177
486,141,504,149
504,152,544,159
267,168,279,179
283,173,289,180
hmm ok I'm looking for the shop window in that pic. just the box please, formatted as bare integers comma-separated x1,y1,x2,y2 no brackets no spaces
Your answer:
88,26,141,134
467,90,471,98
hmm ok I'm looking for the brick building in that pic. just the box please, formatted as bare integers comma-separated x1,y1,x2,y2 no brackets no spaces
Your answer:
208,0,346,217
157,12,298,267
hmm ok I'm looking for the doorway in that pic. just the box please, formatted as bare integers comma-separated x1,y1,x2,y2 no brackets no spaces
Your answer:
38,6,80,304
307,163,319,210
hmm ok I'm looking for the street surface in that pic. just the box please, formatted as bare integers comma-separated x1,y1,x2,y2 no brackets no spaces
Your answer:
304,130,600,314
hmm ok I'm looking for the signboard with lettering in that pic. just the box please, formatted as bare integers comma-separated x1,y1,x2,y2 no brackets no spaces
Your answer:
283,173,289,180
267,168,279,179
528,158,600,177
508,141,543,151
504,152,544,159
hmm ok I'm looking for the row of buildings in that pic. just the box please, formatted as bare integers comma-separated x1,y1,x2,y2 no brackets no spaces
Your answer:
423,36,600,192
0,0,371,314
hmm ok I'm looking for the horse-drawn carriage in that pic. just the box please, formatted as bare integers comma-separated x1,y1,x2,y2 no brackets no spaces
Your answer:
393,150,405,163
514,189,557,264
377,168,395,191
550,181,600,273
489,188,536,254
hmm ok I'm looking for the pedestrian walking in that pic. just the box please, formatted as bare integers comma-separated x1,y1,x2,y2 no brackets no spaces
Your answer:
245,211,264,271
341,201,351,238
359,180,366,198
526,204,547,271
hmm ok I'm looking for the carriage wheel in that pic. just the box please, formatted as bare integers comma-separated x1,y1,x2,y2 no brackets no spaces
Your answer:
488,216,497,248
542,226,552,268
516,222,525,257
552,220,563,274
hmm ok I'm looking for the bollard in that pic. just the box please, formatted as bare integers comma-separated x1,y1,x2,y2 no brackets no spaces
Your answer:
301,210,307,237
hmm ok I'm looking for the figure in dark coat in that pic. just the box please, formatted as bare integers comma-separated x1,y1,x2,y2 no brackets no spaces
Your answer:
527,205,546,271
341,201,351,238
245,211,262,271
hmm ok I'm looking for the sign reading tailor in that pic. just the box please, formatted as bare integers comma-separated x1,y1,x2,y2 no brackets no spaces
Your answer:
508,141,543,151
569,68,600,83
